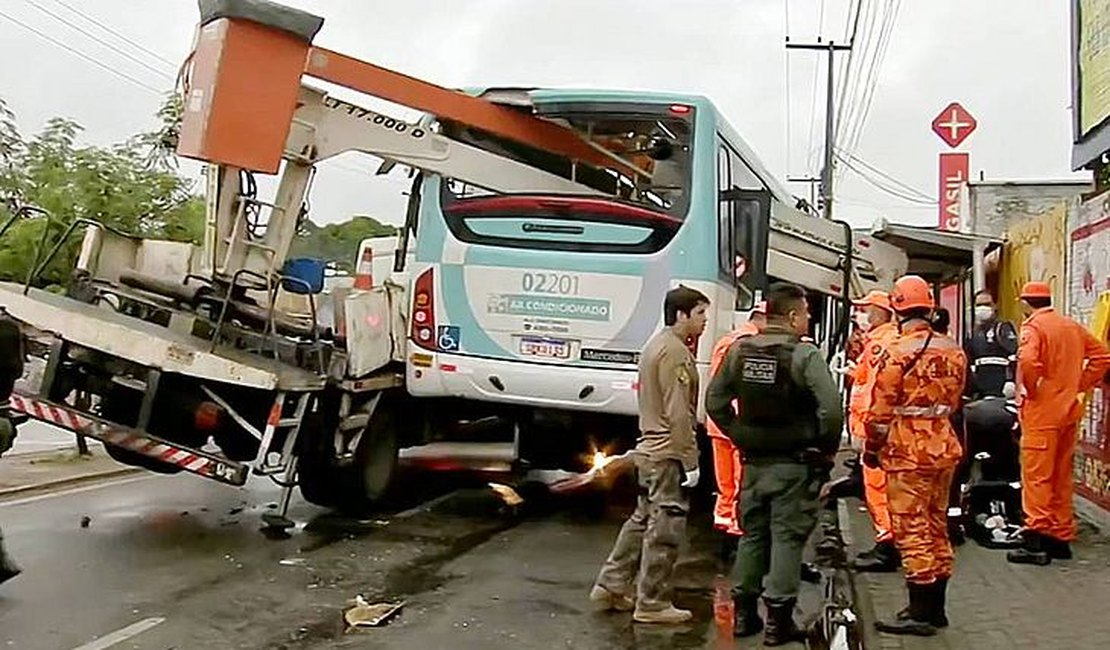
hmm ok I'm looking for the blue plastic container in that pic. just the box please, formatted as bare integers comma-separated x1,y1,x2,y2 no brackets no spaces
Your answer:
282,257,326,295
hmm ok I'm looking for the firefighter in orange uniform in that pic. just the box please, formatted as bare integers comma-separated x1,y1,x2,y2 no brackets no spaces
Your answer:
846,291,901,573
1007,281,1110,565
863,276,966,636
707,302,766,535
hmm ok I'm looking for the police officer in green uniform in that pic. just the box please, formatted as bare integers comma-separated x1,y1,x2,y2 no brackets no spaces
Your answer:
0,311,24,585
707,282,843,645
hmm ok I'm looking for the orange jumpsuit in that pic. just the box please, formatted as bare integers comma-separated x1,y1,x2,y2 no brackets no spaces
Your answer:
848,321,899,543
707,321,759,534
1016,308,1110,542
865,321,967,585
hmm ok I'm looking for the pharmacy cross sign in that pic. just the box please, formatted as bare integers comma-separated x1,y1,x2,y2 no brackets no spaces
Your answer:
931,102,977,149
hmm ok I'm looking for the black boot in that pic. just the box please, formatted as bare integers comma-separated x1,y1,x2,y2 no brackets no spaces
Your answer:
875,582,937,636
853,540,900,572
733,592,763,638
948,517,966,546
762,597,806,646
932,578,949,628
1044,536,1073,560
1007,530,1051,566
0,533,20,586
899,578,949,628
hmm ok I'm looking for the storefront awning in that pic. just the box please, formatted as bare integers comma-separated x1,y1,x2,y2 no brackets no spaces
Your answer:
868,218,1003,283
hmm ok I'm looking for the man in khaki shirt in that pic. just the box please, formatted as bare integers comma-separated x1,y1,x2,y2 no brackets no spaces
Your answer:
590,285,709,624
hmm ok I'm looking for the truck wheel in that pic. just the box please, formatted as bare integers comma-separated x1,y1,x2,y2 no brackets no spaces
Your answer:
296,413,339,508
335,396,400,515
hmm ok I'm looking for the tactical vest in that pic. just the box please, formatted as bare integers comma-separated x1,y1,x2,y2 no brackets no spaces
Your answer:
730,331,819,457
967,321,1015,398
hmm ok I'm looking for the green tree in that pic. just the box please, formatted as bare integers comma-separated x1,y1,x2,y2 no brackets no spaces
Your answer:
291,216,397,272
0,95,204,286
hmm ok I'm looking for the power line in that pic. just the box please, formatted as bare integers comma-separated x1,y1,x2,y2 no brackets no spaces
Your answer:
840,150,933,201
835,0,879,154
838,196,936,211
803,0,827,176
837,0,903,167
836,153,935,205
51,0,176,68
22,0,174,81
845,1,900,155
833,0,862,145
0,8,165,96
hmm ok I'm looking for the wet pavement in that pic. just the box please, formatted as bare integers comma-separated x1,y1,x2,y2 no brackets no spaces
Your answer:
845,495,1110,650
0,466,826,649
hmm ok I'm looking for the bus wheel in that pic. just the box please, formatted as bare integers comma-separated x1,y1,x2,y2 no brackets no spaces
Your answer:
335,395,400,516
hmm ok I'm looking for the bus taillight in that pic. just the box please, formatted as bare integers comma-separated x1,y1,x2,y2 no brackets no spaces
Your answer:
411,267,437,350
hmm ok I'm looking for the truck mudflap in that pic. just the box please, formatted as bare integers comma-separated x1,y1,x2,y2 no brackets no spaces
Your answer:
9,391,250,486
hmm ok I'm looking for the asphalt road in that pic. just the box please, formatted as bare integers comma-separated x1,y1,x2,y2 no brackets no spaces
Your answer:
0,469,822,649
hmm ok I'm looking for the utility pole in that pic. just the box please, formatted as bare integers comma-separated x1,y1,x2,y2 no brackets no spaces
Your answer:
786,39,851,221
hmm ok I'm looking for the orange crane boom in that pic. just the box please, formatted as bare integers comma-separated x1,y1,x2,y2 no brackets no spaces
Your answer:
178,0,638,178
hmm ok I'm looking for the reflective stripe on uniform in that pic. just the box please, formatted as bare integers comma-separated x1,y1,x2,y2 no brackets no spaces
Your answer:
972,356,1011,368
892,405,953,418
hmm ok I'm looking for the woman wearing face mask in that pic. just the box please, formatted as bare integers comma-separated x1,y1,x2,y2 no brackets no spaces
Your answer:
966,291,1017,401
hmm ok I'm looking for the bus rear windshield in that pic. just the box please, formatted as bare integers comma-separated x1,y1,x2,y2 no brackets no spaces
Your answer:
439,102,694,219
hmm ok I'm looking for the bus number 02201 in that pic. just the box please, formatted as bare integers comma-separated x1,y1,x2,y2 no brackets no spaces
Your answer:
521,272,581,295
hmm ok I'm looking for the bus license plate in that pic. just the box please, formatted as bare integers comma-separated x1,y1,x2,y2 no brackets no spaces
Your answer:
519,337,570,359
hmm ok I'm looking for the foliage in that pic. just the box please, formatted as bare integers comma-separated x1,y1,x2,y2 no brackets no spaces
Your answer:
291,216,397,272
0,94,204,286
0,94,390,286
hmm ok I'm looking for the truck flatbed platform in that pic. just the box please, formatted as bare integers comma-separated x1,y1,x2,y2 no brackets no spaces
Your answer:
0,282,325,392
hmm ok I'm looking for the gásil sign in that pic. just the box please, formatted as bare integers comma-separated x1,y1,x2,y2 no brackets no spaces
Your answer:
932,102,976,232
938,152,969,231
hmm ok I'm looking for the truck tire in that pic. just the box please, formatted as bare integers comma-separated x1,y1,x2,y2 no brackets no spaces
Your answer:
296,412,340,508
335,396,400,516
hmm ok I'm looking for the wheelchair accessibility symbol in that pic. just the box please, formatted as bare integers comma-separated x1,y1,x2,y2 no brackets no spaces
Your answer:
437,325,461,352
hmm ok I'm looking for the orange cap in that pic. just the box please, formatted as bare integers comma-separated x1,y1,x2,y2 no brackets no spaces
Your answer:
851,290,891,311
753,301,767,315
1020,281,1052,300
889,275,934,312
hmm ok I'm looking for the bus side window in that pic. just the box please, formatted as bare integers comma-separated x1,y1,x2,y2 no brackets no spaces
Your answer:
717,144,733,282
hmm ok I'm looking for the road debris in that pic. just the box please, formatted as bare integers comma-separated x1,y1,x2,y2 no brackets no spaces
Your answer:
523,450,636,494
79,515,91,528
488,483,524,507
279,558,307,567
344,595,404,628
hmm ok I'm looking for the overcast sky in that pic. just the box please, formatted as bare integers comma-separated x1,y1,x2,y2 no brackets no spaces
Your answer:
0,0,1089,229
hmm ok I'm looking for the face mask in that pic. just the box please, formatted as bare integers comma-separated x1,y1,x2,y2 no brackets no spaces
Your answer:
974,306,994,322
854,312,871,330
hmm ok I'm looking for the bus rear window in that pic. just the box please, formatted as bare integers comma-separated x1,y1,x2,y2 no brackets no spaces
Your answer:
439,103,693,219
439,193,681,253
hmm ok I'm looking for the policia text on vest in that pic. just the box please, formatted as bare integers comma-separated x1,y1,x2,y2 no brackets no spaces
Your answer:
706,327,843,462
